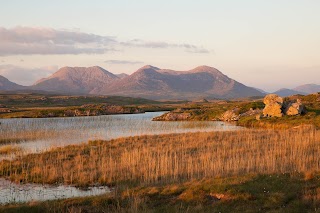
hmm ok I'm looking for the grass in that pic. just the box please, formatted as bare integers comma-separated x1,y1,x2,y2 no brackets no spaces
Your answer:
0,93,160,108
0,126,319,187
0,93,178,118
1,173,320,212
1,92,320,211
0,145,22,155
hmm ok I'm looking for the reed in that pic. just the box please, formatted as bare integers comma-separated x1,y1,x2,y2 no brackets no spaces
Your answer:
0,145,22,155
0,126,319,187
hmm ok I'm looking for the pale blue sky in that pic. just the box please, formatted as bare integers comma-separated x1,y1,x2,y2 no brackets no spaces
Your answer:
0,0,319,91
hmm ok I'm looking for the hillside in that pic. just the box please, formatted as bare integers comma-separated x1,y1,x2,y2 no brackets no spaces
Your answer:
100,65,263,100
273,88,307,97
1,65,264,100
0,75,25,91
294,84,320,94
32,66,119,94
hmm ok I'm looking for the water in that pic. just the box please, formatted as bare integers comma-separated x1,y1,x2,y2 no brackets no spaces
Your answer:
0,112,242,204
0,178,110,204
0,112,241,154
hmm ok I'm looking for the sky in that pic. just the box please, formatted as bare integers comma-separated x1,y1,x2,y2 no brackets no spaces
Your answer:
0,0,319,91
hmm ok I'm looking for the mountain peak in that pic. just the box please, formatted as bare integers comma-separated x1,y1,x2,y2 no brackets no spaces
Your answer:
32,66,119,94
193,65,215,70
101,65,263,100
294,84,320,94
139,65,160,70
190,65,222,74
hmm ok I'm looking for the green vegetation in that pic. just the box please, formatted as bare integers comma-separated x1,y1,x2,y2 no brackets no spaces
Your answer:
239,93,320,129
0,93,160,107
1,173,320,212
1,93,320,212
0,93,181,118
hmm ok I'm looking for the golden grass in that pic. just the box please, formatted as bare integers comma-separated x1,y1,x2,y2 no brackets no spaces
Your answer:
0,145,22,155
0,126,319,186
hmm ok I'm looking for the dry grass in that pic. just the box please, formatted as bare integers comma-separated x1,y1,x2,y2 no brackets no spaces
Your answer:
0,145,22,155
0,126,319,186
0,130,63,145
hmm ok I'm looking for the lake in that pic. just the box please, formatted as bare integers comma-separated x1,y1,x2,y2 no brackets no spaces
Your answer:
0,111,241,155
0,178,110,204
0,111,242,204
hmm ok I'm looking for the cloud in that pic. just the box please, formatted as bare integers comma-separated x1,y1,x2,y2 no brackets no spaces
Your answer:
121,39,210,53
0,26,210,56
0,27,116,56
0,64,58,86
104,60,144,65
186,48,210,54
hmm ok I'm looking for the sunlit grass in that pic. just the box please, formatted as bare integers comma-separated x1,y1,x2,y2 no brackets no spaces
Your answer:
0,145,22,155
1,126,319,187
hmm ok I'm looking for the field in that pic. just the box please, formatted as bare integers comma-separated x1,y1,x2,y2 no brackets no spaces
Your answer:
1,93,320,212
0,93,178,118
0,126,320,212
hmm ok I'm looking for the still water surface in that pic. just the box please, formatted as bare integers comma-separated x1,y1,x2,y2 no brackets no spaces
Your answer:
0,112,241,204
0,178,110,204
0,111,241,154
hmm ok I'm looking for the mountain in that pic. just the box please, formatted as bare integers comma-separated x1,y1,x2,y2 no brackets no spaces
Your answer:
100,65,264,100
32,66,119,94
0,75,25,91
254,88,268,94
294,84,320,94
116,73,129,79
273,88,307,97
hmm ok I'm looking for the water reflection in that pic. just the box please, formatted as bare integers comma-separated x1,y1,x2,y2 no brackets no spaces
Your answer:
0,178,110,204
0,112,242,154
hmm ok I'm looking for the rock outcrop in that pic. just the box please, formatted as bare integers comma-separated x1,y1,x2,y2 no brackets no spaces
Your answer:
220,108,262,122
262,94,306,117
220,109,240,122
152,109,191,121
36,104,144,118
283,99,306,116
263,94,284,117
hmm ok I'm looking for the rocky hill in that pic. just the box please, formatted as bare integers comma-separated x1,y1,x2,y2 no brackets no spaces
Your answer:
99,65,263,100
273,88,307,97
1,65,264,100
32,66,119,94
294,84,320,94
0,75,25,91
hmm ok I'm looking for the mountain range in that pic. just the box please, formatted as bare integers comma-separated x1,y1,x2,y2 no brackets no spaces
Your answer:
273,84,320,97
0,65,319,100
0,75,26,91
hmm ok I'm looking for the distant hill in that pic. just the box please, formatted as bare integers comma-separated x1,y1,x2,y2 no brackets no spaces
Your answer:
254,88,268,94
294,84,320,94
100,65,263,100
0,65,264,100
32,66,119,94
0,75,25,91
273,88,307,97
116,73,129,79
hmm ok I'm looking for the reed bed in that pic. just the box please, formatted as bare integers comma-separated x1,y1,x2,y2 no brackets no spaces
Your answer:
0,113,237,151
0,126,319,186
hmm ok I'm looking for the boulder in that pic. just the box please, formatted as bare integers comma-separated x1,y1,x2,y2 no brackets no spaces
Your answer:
152,111,191,121
220,108,240,121
263,94,284,117
263,94,283,105
263,103,283,117
262,94,306,117
284,99,306,116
